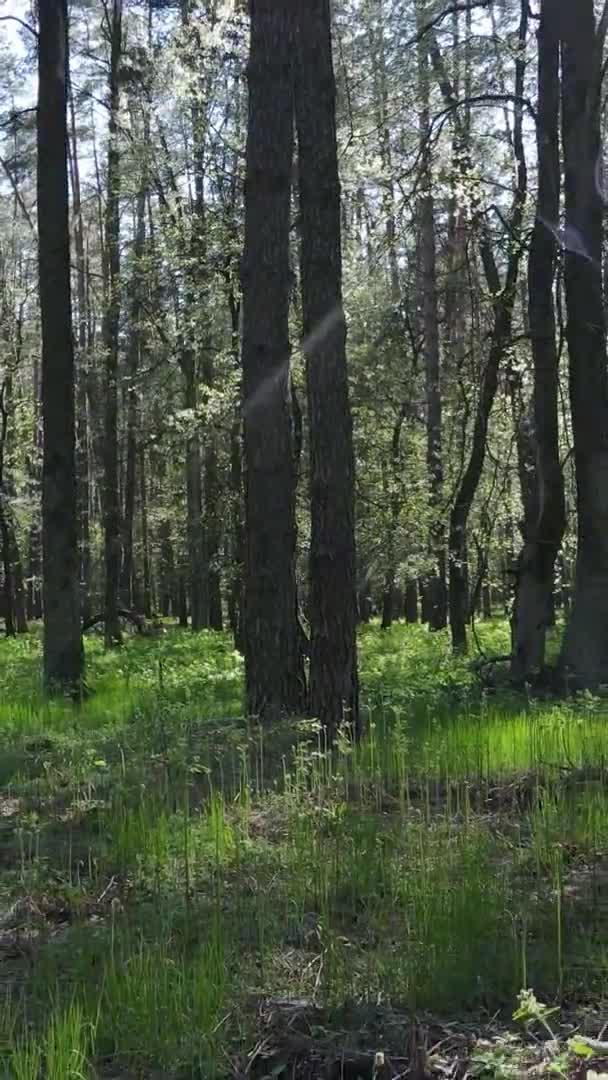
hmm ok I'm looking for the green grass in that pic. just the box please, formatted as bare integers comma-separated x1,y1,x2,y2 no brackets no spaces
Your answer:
0,621,606,1077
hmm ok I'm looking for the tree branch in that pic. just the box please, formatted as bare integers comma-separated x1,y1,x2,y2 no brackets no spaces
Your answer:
0,15,37,38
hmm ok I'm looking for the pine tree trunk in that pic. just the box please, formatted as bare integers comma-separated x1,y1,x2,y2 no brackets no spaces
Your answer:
559,0,608,684
38,0,84,695
511,0,564,681
241,0,306,719
102,0,123,647
295,0,359,738
69,79,92,624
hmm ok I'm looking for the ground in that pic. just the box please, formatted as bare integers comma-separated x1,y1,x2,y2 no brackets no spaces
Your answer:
0,621,606,1078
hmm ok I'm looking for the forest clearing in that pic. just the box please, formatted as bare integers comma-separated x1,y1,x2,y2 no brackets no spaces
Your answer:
0,622,606,1077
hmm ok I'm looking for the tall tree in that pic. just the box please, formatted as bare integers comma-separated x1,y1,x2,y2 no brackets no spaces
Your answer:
417,0,446,630
430,5,528,652
102,0,123,646
559,0,608,684
241,0,306,719
295,0,360,737
38,0,84,694
511,0,564,680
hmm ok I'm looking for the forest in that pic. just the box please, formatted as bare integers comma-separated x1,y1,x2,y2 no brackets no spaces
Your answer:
0,0,607,1075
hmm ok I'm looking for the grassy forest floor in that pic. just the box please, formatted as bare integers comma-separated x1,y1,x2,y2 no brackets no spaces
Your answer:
0,621,606,1078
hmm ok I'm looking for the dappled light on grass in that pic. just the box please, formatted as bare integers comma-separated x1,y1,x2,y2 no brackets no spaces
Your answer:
0,622,606,1075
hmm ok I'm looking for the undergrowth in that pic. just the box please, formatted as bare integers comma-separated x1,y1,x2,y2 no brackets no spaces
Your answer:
0,621,606,1077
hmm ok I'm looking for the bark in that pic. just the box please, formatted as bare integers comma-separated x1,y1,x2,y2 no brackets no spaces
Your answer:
558,0,608,684
295,0,359,737
102,0,123,647
417,0,446,630
511,0,565,680
405,579,419,623
38,0,84,695
241,0,306,719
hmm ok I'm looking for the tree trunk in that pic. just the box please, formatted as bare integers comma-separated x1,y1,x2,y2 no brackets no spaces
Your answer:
511,0,565,681
204,428,223,631
183,368,208,630
139,445,152,619
241,0,306,719
26,352,42,620
102,0,123,648
434,3,528,652
38,0,84,695
559,0,608,684
295,0,359,739
69,78,92,624
404,579,418,623
120,190,146,609
417,0,446,631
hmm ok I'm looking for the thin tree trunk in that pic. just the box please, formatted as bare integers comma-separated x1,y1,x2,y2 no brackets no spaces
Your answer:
417,0,446,630
120,190,146,609
404,579,418,623
68,77,92,623
26,352,42,620
431,6,528,652
295,0,359,738
102,0,123,647
139,445,152,619
241,1,306,719
38,0,84,695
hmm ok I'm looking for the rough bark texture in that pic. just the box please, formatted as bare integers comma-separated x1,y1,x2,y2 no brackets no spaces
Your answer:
559,0,608,684
295,0,359,738
38,0,84,694
102,0,123,647
241,0,306,720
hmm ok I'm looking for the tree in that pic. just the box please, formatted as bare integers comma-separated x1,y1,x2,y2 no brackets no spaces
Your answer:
295,0,360,737
416,0,446,630
558,0,608,685
430,4,529,652
511,0,564,681
37,0,84,695
102,0,124,647
241,0,306,720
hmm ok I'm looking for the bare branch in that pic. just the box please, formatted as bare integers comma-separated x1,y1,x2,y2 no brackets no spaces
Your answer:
0,156,36,234
402,0,491,52
0,15,37,38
